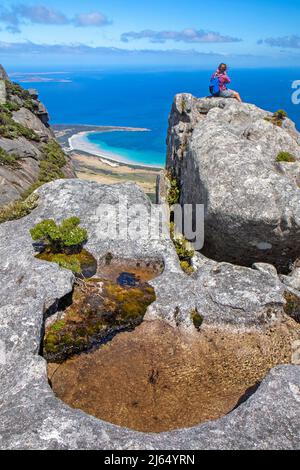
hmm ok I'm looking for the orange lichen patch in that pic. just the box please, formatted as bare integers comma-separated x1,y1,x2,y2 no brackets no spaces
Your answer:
49,317,300,433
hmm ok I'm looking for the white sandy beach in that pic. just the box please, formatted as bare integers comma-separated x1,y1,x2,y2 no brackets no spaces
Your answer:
68,128,163,169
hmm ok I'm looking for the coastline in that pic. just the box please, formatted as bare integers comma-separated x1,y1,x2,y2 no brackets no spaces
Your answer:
53,125,163,202
54,124,163,170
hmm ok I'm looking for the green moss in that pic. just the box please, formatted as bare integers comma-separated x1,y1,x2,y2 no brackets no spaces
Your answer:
36,249,95,276
118,285,154,320
0,147,20,168
43,276,156,363
118,287,156,320
50,320,67,332
51,254,82,274
191,309,203,331
180,261,195,275
0,193,39,224
276,152,296,163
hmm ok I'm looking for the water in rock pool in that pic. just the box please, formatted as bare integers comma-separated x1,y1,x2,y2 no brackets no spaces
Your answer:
46,307,300,432
117,272,139,287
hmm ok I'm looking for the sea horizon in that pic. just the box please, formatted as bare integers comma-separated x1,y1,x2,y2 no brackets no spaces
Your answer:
13,67,300,167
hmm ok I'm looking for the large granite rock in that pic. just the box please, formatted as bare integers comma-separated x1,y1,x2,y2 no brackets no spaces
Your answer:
0,64,75,206
0,179,299,449
0,65,8,105
12,108,53,140
0,65,8,81
166,94,300,272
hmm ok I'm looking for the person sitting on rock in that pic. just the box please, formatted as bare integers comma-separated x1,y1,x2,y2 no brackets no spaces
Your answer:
211,63,242,102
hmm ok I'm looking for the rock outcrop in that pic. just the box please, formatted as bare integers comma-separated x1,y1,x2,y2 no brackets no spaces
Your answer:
0,65,75,207
166,94,300,272
0,179,300,449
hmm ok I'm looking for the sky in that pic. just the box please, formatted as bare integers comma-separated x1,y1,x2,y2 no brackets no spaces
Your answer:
0,0,299,69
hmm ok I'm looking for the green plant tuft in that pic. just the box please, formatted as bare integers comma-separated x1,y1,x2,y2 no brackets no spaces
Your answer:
170,222,195,275
41,140,66,168
0,147,20,167
166,172,180,205
274,109,288,120
265,109,288,128
5,80,32,101
30,217,88,253
0,193,39,224
0,105,40,141
1,102,20,112
276,151,296,163
191,309,203,331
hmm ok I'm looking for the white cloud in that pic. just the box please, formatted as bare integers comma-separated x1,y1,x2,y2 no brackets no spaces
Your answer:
121,28,242,44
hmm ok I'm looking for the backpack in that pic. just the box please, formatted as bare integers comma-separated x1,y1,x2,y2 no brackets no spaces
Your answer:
209,75,220,97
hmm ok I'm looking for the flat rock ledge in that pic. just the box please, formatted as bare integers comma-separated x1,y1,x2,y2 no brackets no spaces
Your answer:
0,179,300,450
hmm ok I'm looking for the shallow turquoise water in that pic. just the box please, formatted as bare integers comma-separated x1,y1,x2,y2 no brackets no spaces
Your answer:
86,130,165,167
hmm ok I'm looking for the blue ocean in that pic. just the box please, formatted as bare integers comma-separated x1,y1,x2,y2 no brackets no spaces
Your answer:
15,68,300,166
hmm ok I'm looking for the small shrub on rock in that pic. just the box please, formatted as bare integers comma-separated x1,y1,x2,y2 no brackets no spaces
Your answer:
5,80,32,102
274,109,288,120
0,193,39,223
5,81,37,112
170,222,195,275
191,309,203,331
166,172,180,205
41,140,66,169
2,102,20,112
0,105,40,141
30,217,88,253
265,109,288,127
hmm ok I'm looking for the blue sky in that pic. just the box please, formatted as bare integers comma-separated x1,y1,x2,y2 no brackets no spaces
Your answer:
0,0,299,68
